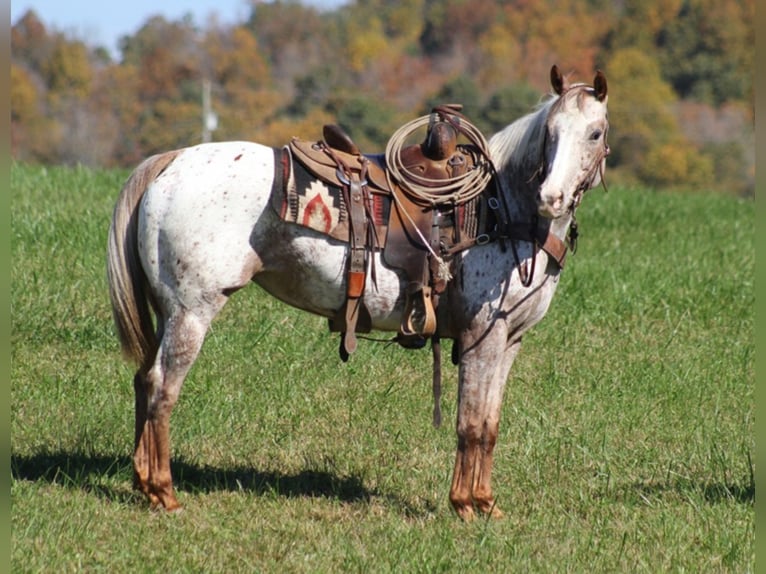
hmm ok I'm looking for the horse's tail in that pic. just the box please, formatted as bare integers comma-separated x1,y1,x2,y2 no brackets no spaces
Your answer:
106,150,180,367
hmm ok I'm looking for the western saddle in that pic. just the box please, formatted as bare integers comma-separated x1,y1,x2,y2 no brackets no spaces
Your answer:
282,106,495,359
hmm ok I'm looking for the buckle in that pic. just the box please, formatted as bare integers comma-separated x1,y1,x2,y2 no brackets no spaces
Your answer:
336,168,367,188
336,168,350,185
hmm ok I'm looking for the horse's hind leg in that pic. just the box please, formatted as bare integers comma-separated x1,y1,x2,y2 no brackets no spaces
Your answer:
133,371,150,492
133,309,211,510
450,332,521,521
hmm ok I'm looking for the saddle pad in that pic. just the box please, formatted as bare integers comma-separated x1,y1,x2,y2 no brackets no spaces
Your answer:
271,147,390,246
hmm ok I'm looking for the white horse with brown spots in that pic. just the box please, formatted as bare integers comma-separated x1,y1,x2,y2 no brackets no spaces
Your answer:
107,65,609,520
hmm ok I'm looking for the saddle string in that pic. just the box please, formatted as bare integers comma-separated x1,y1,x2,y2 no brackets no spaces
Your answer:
387,186,453,283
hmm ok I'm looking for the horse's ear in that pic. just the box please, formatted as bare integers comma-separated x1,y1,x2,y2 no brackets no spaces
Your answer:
593,70,608,102
550,65,565,95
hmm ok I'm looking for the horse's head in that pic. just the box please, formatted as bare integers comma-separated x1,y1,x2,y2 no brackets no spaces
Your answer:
536,65,609,220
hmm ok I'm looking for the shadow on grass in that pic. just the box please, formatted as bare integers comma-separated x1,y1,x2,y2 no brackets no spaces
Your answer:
11,450,435,517
608,479,755,506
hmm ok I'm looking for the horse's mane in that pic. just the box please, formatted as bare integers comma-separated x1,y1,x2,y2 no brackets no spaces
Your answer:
488,94,557,177
488,83,592,179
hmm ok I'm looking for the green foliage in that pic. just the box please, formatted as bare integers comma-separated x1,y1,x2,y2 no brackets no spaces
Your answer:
326,95,401,150
422,74,482,115
420,0,499,56
286,67,341,117
479,83,543,135
11,164,754,571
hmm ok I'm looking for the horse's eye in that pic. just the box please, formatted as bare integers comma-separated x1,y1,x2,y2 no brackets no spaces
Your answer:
589,129,602,141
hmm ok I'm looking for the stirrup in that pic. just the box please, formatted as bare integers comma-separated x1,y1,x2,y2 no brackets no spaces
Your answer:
400,285,437,338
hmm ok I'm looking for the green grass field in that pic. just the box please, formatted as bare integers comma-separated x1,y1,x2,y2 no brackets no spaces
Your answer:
11,163,754,572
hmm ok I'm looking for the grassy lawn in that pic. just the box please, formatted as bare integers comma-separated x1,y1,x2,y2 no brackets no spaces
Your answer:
11,163,754,572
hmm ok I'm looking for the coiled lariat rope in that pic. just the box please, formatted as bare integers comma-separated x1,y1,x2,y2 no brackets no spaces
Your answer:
384,109,495,207
383,108,498,283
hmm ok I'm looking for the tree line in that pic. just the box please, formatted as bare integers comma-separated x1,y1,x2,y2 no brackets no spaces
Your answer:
11,0,754,194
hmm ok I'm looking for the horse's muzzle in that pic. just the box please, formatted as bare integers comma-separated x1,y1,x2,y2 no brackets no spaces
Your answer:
537,190,565,219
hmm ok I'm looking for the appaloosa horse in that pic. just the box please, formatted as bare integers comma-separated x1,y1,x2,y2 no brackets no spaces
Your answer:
107,65,609,520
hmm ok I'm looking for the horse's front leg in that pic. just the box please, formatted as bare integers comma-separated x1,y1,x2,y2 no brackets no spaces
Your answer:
450,329,521,521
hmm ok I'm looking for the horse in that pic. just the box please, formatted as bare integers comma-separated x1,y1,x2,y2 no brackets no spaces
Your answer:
107,65,609,521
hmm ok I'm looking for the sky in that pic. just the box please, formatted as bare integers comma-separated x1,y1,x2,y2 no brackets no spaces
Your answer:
11,0,348,57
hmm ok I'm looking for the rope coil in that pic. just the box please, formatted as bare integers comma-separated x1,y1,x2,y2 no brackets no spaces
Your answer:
384,111,495,207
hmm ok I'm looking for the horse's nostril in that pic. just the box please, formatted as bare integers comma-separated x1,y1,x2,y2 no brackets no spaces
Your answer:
548,193,563,206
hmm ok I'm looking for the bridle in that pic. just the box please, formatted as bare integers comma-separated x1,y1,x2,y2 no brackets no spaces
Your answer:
517,86,610,282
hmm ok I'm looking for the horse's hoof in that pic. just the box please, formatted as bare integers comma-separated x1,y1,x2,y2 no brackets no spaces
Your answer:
477,500,504,519
452,503,476,522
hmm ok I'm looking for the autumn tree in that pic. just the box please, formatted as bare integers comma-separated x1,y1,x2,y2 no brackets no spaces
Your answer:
12,9,115,165
500,0,614,88
119,16,205,154
656,0,754,106
11,10,52,73
41,37,92,98
607,0,684,54
91,64,143,166
10,0,753,189
247,2,338,90
201,24,280,142
10,63,52,161
605,48,713,188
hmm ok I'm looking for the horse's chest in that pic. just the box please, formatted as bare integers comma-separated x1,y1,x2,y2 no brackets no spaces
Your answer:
453,246,560,335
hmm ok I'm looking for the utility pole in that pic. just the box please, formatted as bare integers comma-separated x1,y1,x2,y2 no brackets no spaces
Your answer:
201,78,218,143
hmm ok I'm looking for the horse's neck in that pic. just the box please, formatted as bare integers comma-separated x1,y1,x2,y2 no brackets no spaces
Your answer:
503,169,573,244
